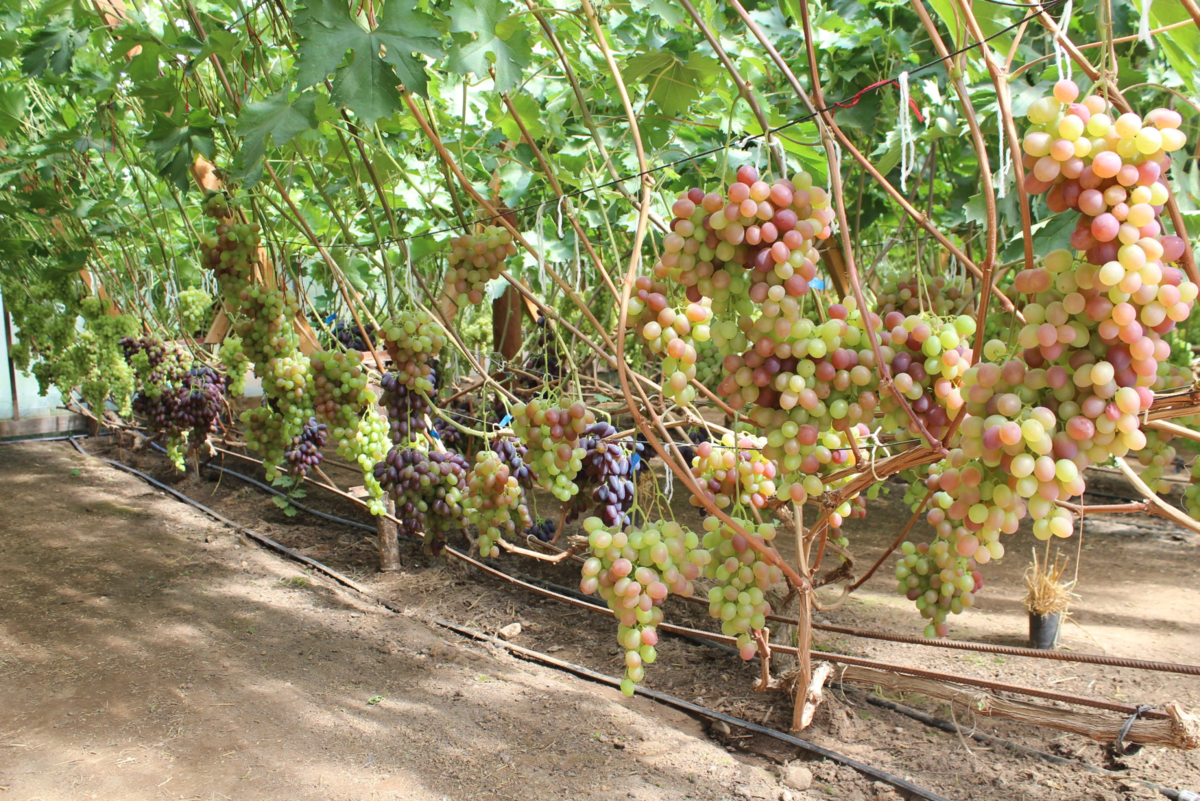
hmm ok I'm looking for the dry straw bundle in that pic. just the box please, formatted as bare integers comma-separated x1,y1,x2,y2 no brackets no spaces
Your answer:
1023,548,1079,617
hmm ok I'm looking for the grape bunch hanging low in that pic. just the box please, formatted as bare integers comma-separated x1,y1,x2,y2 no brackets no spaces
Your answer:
284,417,327,478
374,447,469,552
581,517,705,695
701,515,783,660
464,449,533,558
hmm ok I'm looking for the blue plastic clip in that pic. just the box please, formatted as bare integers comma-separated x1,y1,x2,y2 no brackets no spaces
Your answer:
631,453,641,471
810,277,826,290
499,413,513,427
324,313,338,324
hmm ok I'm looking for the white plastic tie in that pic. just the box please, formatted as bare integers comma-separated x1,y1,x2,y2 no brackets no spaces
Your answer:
1138,0,1154,48
664,456,674,502
534,200,548,277
898,72,916,193
1053,0,1074,80
556,195,566,239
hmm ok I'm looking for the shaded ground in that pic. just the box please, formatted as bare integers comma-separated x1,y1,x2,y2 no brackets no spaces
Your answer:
3,438,1199,800
0,441,789,801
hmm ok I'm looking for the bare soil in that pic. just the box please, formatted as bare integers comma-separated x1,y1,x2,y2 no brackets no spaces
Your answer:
2,438,1199,801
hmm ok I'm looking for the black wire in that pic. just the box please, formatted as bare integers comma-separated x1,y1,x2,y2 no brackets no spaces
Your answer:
257,0,1067,251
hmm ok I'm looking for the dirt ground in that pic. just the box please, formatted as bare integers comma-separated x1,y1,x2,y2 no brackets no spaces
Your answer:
2,438,1199,800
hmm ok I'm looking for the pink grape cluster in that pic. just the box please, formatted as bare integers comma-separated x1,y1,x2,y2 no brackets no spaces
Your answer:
700,515,783,660
686,433,778,511
628,275,713,406
877,313,978,443
580,517,706,695
877,273,964,318
446,225,517,306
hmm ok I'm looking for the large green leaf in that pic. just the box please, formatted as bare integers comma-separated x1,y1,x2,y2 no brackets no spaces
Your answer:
1133,0,1200,99
20,22,88,77
235,90,320,168
447,0,532,94
294,0,443,122
144,112,216,193
0,86,25,135
622,51,721,118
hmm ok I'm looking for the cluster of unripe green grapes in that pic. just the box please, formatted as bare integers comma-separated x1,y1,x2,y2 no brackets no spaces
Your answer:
1187,462,1200,520
446,225,517,306
510,399,596,502
465,449,533,558
178,287,213,334
382,309,446,394
894,540,982,638
218,335,250,397
701,515,782,660
581,517,705,694
311,350,390,512
876,273,964,318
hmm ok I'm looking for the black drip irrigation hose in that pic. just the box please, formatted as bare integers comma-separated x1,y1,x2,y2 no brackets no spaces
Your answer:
66,436,954,801
437,619,960,801
855,692,1198,801
63,437,1200,801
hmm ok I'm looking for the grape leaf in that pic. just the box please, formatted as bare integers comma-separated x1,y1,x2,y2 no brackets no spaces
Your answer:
20,22,88,77
447,0,532,94
622,51,721,118
145,112,216,193
0,87,25,136
294,0,442,124
235,90,319,168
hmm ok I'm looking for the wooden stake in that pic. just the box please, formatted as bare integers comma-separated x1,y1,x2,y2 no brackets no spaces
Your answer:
378,497,400,573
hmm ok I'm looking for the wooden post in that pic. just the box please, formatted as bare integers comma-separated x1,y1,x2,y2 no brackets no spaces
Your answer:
379,498,400,572
3,298,19,421
493,284,524,362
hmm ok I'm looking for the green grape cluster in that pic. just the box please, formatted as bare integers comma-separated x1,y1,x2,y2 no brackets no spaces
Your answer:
510,398,596,501
178,287,214,334
894,539,981,638
464,449,533,557
219,335,250,397
700,515,783,660
381,309,446,393
311,349,389,512
581,517,705,694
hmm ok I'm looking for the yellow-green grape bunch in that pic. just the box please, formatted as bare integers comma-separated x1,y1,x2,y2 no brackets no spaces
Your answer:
311,349,390,513
178,287,213,334
687,433,777,511
894,539,982,638
465,450,533,558
700,515,782,660
1186,461,1200,519
446,225,517,306
1131,428,1179,495
198,221,260,301
580,517,706,695
219,335,250,397
510,399,596,501
693,337,722,390
628,276,713,406
382,309,446,393
876,273,964,318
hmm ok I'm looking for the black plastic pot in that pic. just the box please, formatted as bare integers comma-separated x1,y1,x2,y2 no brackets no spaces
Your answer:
1028,612,1062,649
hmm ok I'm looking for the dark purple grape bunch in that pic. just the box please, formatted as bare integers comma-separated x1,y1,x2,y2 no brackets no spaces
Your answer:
433,415,465,452
174,365,225,440
372,447,467,554
284,417,327,478
491,436,534,488
523,518,557,542
381,371,433,444
569,422,640,527
330,318,371,351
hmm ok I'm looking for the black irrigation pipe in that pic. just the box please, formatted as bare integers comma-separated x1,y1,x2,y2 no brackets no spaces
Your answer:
66,436,951,801
437,619,959,801
854,691,1199,801
0,431,109,445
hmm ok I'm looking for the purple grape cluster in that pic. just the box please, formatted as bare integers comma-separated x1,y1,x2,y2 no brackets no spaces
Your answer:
173,365,225,440
373,448,468,553
285,417,327,478
491,436,534,488
329,318,372,351
570,422,640,527
517,316,564,391
523,518,557,542
381,372,434,444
